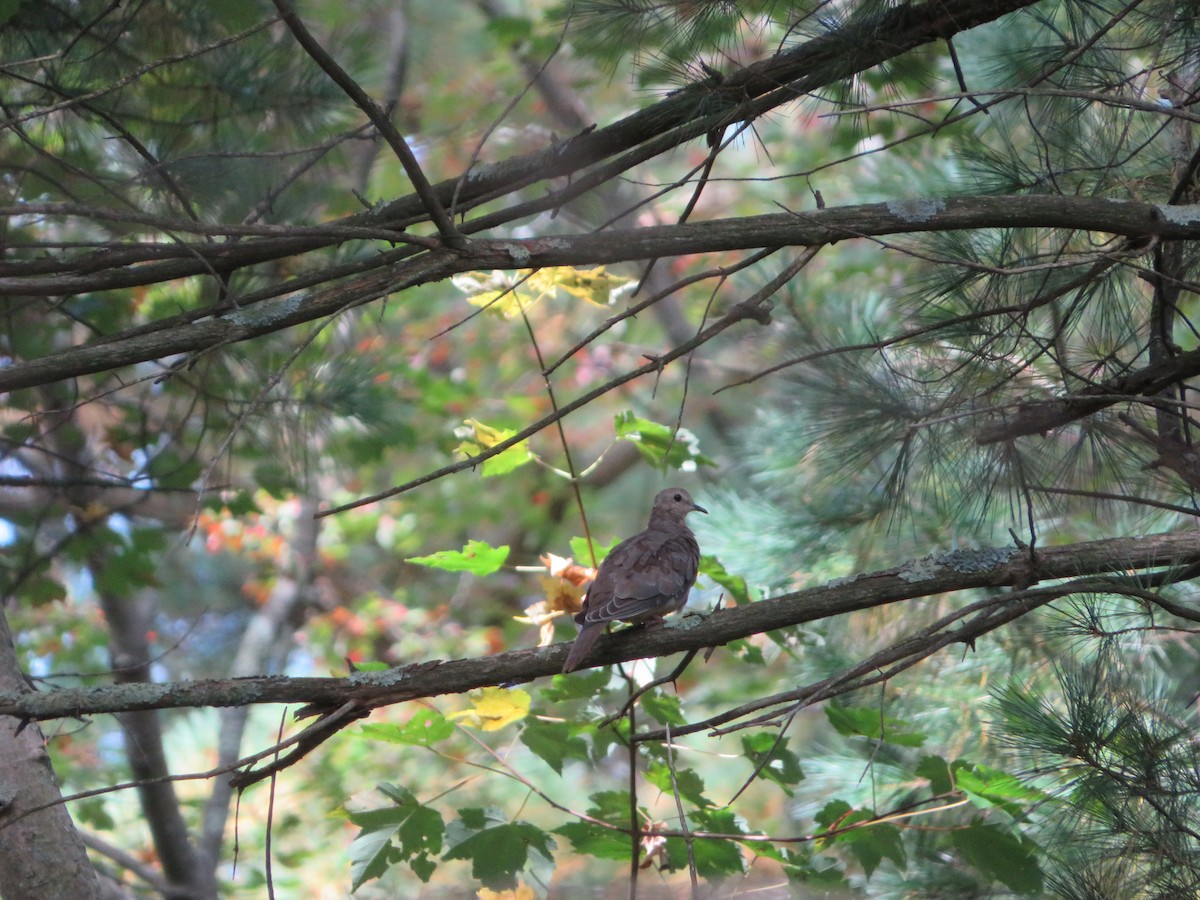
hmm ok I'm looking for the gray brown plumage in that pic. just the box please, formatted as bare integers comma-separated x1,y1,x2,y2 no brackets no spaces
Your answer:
562,488,706,674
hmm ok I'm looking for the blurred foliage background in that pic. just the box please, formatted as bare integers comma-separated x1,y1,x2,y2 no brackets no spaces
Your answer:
3,0,1200,896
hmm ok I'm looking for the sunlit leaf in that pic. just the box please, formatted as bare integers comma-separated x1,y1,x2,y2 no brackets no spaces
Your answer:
614,411,715,471
541,265,631,307
699,555,752,604
952,761,1046,818
826,701,926,747
454,419,535,476
406,540,510,576
449,687,531,731
359,710,455,748
454,266,630,319
568,535,621,568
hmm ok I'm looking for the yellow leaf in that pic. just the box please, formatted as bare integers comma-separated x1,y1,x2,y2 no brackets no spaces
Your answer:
459,418,508,448
454,420,535,477
549,265,632,307
466,287,542,318
449,687,531,731
76,501,111,523
453,269,548,318
453,267,631,317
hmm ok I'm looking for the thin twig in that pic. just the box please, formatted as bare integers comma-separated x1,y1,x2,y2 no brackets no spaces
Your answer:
270,0,460,245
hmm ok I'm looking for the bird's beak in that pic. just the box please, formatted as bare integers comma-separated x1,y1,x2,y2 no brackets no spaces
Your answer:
693,501,708,514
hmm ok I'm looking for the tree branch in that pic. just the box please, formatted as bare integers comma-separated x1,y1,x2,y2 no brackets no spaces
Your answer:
0,195,1194,394
3,530,1199,723
269,0,460,245
976,342,1200,444
0,0,1038,296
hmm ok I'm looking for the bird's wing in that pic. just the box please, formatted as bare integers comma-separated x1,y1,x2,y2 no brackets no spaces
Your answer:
578,531,699,625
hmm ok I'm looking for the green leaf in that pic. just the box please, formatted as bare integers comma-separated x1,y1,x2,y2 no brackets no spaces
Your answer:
519,719,588,775
350,660,390,673
815,799,850,830
0,1,19,28
664,812,744,876
728,638,766,664
699,555,752,604
1,421,34,444
442,811,555,889
745,841,845,884
613,411,715,471
741,732,804,795
481,443,535,477
916,755,954,795
347,809,400,890
665,834,745,876
455,419,536,477
585,790,638,825
951,820,1043,894
693,806,743,832
814,801,905,877
203,490,261,517
568,535,621,567
555,821,630,860
406,540,509,576
348,784,444,890
645,761,712,808
540,667,610,702
825,701,926,747
840,822,906,877
359,710,454,748
20,572,66,606
952,761,1045,819
641,691,684,726
93,527,166,596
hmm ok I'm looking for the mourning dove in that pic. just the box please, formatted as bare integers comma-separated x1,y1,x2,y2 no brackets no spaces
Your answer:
562,487,706,674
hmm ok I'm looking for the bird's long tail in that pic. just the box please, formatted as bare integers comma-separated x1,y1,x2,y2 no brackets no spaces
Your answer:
562,621,605,674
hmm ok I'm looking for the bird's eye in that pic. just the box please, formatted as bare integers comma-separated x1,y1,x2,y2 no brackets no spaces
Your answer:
673,492,682,501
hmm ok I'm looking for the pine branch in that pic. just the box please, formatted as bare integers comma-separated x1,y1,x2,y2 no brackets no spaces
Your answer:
0,0,1038,296
0,194,1194,393
976,344,1200,444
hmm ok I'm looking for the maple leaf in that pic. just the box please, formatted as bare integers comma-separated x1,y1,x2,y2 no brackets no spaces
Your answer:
449,687,531,731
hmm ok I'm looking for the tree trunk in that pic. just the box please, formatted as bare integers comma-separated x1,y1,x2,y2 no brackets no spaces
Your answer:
0,607,107,899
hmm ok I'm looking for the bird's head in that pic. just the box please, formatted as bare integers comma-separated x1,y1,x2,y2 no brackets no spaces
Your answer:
652,487,707,520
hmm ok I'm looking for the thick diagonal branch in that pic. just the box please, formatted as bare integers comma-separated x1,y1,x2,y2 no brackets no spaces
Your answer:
2,530,1198,724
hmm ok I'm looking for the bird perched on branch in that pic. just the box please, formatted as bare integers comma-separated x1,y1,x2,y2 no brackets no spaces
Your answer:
562,487,706,674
